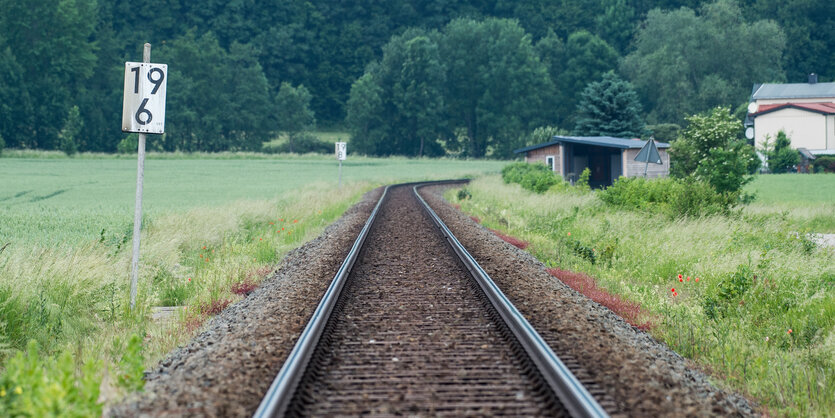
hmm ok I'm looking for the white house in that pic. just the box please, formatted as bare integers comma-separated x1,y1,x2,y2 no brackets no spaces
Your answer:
746,74,835,154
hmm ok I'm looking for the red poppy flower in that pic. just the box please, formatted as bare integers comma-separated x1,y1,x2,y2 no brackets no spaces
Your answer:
677,274,682,279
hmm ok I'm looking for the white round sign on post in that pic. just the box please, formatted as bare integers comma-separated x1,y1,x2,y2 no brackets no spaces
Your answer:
122,62,168,134
745,127,755,140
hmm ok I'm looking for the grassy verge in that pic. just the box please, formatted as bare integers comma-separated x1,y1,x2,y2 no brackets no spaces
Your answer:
0,183,368,414
0,154,503,414
447,175,834,417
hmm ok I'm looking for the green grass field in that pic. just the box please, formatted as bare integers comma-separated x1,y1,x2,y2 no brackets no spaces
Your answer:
0,154,501,246
0,152,502,415
745,173,835,233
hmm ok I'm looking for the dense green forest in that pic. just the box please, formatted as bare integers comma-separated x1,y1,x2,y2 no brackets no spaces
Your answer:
0,0,832,156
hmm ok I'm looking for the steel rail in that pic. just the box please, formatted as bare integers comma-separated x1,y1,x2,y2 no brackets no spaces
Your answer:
413,184,609,418
255,180,608,417
253,180,465,417
253,184,391,418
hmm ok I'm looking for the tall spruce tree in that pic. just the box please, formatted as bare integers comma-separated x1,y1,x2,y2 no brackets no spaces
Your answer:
573,71,646,138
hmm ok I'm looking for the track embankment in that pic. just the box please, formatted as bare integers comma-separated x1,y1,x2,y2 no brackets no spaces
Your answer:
109,182,756,417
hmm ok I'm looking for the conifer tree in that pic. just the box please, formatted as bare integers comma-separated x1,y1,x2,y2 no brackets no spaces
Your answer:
573,71,646,138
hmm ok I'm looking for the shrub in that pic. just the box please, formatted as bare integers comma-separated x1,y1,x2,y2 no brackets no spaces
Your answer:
812,155,835,173
113,334,146,392
669,107,754,194
599,176,736,217
116,134,138,154
764,131,800,173
0,341,102,416
264,133,331,154
501,162,560,193
702,264,755,320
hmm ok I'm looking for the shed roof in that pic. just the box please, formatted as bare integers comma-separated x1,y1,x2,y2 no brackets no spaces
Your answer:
514,136,670,154
752,82,835,100
752,102,835,116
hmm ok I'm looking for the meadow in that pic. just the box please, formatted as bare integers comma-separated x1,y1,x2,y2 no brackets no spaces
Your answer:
447,173,835,417
746,173,835,232
0,152,503,414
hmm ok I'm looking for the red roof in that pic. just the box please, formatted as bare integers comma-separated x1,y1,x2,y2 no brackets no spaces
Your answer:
753,102,835,116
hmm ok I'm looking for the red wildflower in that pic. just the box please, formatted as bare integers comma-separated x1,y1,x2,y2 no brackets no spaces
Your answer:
695,277,699,282
679,278,683,282
671,288,676,293
687,276,691,282
677,274,682,280
787,329,793,334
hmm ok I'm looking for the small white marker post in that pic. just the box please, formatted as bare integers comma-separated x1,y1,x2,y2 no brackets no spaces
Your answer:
335,141,346,188
122,43,168,310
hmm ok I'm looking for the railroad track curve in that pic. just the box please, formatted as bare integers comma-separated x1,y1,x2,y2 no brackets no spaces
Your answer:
255,181,608,417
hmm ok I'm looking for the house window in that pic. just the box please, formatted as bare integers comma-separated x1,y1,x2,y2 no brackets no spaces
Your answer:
545,155,555,171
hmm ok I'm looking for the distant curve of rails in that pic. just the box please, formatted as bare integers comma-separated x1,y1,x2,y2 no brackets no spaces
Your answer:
254,181,608,417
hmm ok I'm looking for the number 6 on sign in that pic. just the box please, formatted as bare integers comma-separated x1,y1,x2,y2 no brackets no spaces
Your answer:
122,62,167,134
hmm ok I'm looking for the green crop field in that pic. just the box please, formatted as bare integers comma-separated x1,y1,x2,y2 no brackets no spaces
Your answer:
0,154,502,247
745,173,835,233
0,153,502,415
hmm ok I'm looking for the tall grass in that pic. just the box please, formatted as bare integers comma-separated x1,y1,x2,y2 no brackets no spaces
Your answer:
449,175,835,417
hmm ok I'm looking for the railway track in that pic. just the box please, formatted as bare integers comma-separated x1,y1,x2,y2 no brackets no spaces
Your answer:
255,182,607,417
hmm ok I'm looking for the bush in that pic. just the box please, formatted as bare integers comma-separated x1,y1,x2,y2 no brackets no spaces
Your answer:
0,134,5,155
599,176,737,217
812,155,835,173
264,133,331,154
501,162,561,193
766,131,799,173
0,341,102,416
669,107,754,194
116,134,138,154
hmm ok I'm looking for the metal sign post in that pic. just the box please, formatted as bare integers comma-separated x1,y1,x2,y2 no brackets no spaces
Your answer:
335,141,346,188
122,43,168,311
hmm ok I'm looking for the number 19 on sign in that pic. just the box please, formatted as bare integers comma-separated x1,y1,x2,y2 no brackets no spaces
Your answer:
122,62,167,133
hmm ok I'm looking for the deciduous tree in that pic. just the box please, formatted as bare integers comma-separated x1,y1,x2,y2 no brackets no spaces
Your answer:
669,107,755,194
623,0,785,123
276,82,316,153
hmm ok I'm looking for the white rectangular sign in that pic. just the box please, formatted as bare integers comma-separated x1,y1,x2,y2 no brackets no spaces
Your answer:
335,142,347,161
122,62,167,134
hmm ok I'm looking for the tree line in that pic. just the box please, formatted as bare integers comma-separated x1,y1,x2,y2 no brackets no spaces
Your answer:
0,0,831,155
